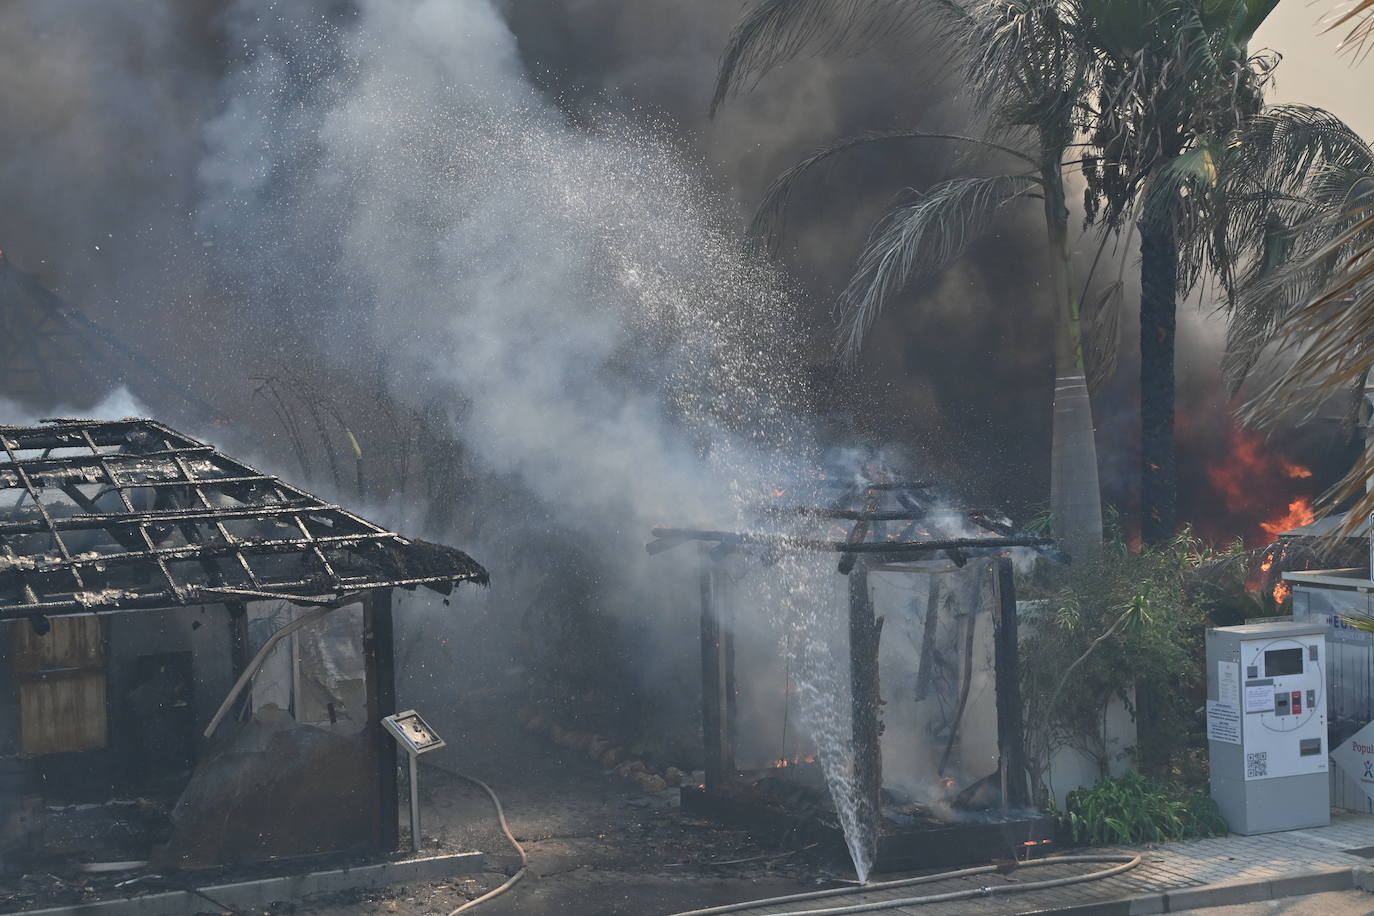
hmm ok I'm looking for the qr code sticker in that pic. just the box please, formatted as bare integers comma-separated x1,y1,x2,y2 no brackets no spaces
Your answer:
1246,752,1268,778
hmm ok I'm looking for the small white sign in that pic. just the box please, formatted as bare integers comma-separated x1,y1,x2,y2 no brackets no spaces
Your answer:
1207,701,1241,744
1245,684,1273,714
1332,720,1374,807
1218,662,1240,706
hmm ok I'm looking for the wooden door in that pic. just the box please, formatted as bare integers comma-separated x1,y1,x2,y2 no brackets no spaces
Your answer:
12,615,108,754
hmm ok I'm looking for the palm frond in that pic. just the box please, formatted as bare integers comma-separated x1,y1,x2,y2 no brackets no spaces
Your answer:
1076,215,1135,395
835,174,1038,360
970,0,1093,142
1326,0,1374,58
1220,106,1374,390
1242,204,1374,534
749,130,1039,253
711,0,946,115
1083,280,1124,393
1230,105,1374,201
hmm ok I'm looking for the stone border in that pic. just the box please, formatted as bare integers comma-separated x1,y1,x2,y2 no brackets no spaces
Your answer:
3,851,485,916
1027,864,1362,914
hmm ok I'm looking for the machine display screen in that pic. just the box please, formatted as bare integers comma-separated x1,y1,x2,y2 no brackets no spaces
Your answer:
1265,648,1304,677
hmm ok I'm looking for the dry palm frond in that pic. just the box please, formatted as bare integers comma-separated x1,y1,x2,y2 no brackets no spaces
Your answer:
835,174,1040,359
1327,0,1374,59
1243,198,1374,539
1214,106,1374,392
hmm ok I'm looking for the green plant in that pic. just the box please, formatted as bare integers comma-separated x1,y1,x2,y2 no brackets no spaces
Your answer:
1062,772,1227,845
1019,520,1261,799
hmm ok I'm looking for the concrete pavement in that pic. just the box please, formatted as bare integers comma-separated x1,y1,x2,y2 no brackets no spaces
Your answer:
711,812,1374,916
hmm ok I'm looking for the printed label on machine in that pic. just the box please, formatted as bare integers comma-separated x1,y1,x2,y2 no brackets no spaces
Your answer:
1244,683,1274,714
1206,700,1241,744
1218,661,1240,706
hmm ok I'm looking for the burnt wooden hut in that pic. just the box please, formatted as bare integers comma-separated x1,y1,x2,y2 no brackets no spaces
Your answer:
648,481,1058,873
0,418,486,871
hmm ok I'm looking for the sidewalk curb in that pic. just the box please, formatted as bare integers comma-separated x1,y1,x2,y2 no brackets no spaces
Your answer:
1025,864,1362,915
0,851,486,916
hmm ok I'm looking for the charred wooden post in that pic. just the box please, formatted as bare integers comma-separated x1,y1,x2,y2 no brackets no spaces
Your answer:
848,558,883,866
226,601,250,677
992,557,1029,807
364,588,400,852
699,559,736,790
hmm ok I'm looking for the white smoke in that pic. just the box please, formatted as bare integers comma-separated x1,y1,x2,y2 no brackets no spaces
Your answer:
0,386,150,427
192,0,897,877
198,0,813,525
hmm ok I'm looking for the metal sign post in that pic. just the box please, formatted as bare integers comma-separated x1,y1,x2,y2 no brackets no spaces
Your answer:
382,710,447,853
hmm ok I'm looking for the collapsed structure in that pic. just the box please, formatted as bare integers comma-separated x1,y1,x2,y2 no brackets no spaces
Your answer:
649,480,1059,872
0,418,486,873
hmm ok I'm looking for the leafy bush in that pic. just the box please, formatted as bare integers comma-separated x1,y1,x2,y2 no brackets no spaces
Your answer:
1018,512,1263,796
1062,773,1228,845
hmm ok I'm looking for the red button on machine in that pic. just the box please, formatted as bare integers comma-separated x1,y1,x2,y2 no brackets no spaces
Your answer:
1291,690,1302,714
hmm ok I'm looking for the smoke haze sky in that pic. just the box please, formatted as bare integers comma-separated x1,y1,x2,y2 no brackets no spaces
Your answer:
0,0,1365,528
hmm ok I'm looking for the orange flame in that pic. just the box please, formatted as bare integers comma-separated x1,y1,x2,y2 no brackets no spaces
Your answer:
1198,418,1316,545
1260,498,1316,539
772,753,818,768
1273,581,1293,604
1282,461,1313,479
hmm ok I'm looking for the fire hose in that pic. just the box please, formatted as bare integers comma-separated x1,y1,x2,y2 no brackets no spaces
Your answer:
663,853,1142,916
446,773,529,915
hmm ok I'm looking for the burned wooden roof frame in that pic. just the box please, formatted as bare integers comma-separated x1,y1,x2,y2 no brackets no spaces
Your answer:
0,418,488,621
645,481,1060,571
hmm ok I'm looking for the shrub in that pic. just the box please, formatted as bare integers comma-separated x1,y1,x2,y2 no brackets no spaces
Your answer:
1061,772,1228,845
1018,512,1263,797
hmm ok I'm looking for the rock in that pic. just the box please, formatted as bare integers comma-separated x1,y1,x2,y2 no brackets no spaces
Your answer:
615,760,648,778
634,773,667,792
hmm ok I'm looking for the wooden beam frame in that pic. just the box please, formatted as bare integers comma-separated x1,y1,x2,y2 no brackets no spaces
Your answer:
363,589,399,852
699,559,736,791
993,557,1029,807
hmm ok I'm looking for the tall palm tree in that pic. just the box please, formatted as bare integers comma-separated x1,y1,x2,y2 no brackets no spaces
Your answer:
713,0,1107,560
1077,0,1279,543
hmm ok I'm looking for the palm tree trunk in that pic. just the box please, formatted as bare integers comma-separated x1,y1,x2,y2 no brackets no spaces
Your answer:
1043,159,1103,560
1138,211,1178,545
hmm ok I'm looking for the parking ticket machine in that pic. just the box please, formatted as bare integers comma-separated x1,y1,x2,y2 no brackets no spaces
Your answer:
1206,620,1329,835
